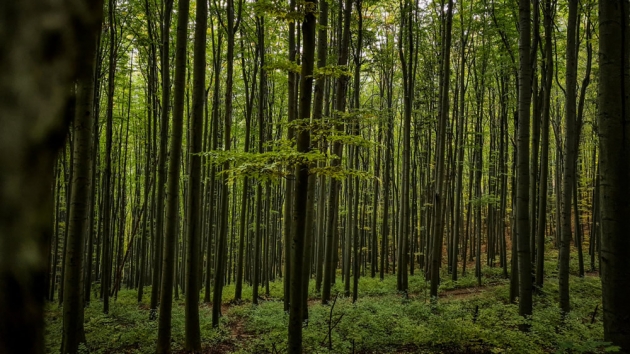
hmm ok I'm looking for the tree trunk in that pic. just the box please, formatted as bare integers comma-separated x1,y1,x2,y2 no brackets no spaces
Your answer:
535,0,553,289
151,0,174,317
60,17,101,353
559,0,578,314
516,0,533,324
598,0,630,350
183,0,207,349
156,0,189,350
212,0,239,327
322,0,352,304
430,0,453,298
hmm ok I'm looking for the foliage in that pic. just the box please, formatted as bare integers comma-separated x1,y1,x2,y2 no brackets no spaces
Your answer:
45,290,228,354
45,259,615,354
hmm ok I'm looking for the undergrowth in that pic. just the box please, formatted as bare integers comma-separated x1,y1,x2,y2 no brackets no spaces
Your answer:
45,252,615,353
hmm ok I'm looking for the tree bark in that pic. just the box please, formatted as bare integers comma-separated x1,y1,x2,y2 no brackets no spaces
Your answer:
516,0,533,324
559,0,578,314
151,0,174,317
156,0,189,351
60,17,101,352
288,1,316,350
184,0,207,349
598,0,630,350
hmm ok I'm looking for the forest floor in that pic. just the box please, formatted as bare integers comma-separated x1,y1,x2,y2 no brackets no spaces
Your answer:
45,252,613,353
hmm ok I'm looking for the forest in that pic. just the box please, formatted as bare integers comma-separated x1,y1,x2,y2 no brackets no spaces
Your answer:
0,0,629,353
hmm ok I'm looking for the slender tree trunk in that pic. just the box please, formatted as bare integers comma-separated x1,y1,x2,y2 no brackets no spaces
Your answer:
183,0,206,349
288,2,316,350
204,30,222,304
156,0,189,351
253,11,266,305
516,0,533,324
322,0,352,304
102,0,118,314
535,0,553,289
151,0,174,317
283,0,297,312
212,0,239,327
430,0,453,298
313,0,329,292
559,0,578,314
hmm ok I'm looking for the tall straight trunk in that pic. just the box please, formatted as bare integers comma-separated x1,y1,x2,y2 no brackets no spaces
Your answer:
138,6,156,299
430,0,453,298
535,0,553,288
559,0,578,314
156,0,189,351
381,67,393,280
204,30,222,304
351,0,363,302
85,31,103,305
474,114,482,287
184,0,207,349
452,4,467,281
213,0,239,327
235,26,257,301
102,0,118,314
288,2,316,350
397,0,414,293
598,0,630,350
60,19,101,352
283,0,297,312
322,0,352,304
529,0,541,266
151,0,174,317
509,149,519,303
253,12,266,305
516,0,533,323
343,163,354,295
313,0,329,292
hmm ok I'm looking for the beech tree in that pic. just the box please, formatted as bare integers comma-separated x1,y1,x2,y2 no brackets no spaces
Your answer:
598,0,630,350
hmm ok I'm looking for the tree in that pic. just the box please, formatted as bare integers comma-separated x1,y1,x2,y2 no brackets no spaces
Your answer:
288,1,316,351
60,8,102,351
535,0,553,289
516,0,533,324
101,0,119,315
184,0,208,350
322,0,352,305
156,0,189,351
212,0,241,327
430,0,454,299
151,0,174,318
598,0,630,350
559,0,578,314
